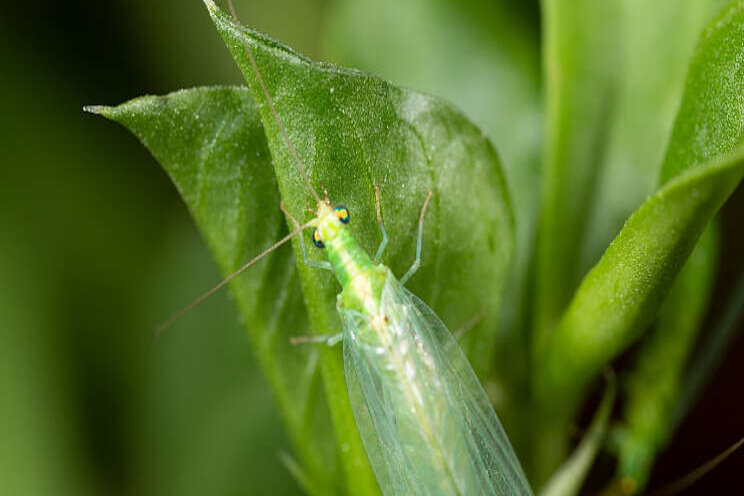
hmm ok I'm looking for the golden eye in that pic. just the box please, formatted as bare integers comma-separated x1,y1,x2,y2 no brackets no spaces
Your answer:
333,205,350,224
312,228,325,249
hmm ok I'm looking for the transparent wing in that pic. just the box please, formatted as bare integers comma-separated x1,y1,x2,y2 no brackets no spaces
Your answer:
343,312,422,495
403,286,533,495
341,271,533,496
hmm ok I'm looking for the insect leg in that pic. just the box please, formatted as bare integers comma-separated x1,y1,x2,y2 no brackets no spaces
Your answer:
290,333,343,347
281,202,333,271
400,190,434,285
373,185,388,263
318,181,330,202
453,310,487,340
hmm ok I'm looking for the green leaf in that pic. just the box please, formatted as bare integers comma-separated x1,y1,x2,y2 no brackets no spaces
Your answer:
536,0,731,348
544,162,738,394
321,0,542,451
535,0,744,423
88,87,337,495
613,227,717,491
535,0,621,339
541,2,744,422
93,1,516,493
533,1,744,482
660,1,744,182
569,4,730,482
322,0,540,305
660,0,744,432
610,2,744,484
582,0,729,269
204,1,515,492
533,148,744,482
578,7,730,479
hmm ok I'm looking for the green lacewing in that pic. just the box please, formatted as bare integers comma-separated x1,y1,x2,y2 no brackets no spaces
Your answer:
160,1,533,494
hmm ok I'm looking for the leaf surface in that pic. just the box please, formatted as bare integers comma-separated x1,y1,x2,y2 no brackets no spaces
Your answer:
611,4,744,482
535,0,744,427
89,87,337,495
614,228,717,490
583,0,729,268
535,0,621,338
535,146,744,431
204,1,516,491
95,0,518,491
321,0,542,450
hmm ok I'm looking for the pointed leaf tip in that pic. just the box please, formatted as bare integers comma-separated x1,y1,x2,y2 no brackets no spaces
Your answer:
83,105,106,116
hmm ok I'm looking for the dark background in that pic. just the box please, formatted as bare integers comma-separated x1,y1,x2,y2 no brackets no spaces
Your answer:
0,0,740,494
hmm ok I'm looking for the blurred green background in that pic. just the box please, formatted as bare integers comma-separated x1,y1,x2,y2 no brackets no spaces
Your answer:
0,0,741,494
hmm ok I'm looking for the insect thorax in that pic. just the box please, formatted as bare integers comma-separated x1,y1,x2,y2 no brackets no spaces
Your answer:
336,262,388,316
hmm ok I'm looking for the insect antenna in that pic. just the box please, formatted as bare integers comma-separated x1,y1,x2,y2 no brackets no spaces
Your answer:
154,219,314,335
227,0,322,206
645,435,744,496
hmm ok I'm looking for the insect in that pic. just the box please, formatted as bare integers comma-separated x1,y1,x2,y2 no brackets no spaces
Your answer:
159,1,533,494
284,189,533,496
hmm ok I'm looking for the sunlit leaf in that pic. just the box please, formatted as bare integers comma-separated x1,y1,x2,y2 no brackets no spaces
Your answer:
322,0,542,453
94,0,517,492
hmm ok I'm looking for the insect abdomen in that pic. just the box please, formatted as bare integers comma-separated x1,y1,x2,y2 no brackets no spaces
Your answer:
342,272,528,495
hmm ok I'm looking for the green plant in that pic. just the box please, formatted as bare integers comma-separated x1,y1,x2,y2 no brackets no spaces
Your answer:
88,0,744,494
